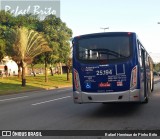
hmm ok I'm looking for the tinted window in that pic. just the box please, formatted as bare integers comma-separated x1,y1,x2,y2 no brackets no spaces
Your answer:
77,36,131,62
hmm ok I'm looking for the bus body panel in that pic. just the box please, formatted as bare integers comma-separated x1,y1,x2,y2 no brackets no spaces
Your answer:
74,89,140,103
72,32,153,103
74,62,132,92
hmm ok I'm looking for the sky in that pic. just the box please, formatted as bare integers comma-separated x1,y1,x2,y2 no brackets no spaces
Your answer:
60,0,160,63
0,0,160,62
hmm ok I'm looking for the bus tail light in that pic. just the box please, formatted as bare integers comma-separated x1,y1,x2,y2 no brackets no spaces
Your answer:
73,69,81,91
130,66,137,89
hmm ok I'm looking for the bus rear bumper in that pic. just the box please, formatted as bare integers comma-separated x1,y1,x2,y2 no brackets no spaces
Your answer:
73,89,140,103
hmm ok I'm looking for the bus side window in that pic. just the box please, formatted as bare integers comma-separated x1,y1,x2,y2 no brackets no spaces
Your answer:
146,55,149,68
137,41,142,67
137,41,141,56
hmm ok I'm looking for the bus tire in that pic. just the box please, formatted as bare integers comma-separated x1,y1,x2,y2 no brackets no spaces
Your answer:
143,97,149,104
142,82,149,104
151,79,154,92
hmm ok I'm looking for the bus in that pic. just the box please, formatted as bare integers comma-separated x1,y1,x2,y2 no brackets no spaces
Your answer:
72,32,154,104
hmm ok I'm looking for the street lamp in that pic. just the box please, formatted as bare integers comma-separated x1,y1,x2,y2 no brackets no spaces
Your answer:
100,27,109,32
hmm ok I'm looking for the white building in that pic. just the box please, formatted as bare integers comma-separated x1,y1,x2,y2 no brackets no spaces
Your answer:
0,56,18,76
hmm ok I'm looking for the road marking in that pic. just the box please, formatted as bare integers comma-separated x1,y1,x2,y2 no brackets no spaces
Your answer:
32,96,71,106
56,88,72,93
0,96,29,102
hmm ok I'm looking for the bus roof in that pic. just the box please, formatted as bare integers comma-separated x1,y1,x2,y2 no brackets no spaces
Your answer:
74,32,137,39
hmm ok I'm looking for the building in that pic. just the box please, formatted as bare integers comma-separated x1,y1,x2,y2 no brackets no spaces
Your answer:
0,56,18,76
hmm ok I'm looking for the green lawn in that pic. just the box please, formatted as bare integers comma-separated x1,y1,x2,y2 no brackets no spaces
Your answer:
0,74,72,95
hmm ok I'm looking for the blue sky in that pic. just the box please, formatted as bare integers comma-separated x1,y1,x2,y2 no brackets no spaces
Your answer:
0,0,160,62
61,0,160,62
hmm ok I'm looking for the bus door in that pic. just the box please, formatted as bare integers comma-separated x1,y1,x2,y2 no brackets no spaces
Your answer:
141,48,147,101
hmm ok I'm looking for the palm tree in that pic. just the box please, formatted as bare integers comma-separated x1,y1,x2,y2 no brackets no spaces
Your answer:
13,27,52,86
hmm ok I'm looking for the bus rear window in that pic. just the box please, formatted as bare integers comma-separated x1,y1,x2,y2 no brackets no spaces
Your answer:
77,36,131,62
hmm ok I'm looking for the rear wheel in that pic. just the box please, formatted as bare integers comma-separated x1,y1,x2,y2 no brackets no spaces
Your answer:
142,82,149,104
151,78,154,92
143,96,149,104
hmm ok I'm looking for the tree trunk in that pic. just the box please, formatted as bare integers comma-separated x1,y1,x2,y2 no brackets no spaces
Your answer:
45,58,48,82
59,62,63,75
31,64,36,77
50,67,54,76
67,66,70,81
17,63,21,78
21,61,26,87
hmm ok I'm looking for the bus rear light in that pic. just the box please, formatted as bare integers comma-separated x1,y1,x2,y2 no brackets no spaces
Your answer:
130,66,137,89
73,69,81,90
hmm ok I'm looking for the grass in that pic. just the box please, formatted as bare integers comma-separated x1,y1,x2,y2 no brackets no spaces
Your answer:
0,74,72,95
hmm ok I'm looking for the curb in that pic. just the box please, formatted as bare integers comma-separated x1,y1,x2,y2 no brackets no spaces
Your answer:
0,86,72,96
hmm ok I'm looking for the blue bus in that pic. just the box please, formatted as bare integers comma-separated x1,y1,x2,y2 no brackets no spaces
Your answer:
72,32,154,104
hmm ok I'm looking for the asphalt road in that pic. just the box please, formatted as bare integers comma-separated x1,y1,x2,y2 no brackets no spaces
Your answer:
0,78,160,138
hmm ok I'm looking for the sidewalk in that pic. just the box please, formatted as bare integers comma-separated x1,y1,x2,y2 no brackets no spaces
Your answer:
154,76,160,84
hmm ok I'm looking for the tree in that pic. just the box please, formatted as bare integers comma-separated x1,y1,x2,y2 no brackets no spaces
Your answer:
1,12,41,78
0,10,14,61
154,63,160,72
66,58,72,81
29,54,44,77
0,38,6,61
0,11,73,82
12,27,52,86
40,15,72,77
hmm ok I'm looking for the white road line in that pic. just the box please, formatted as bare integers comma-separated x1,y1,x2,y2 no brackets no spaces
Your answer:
0,96,29,102
32,96,71,106
56,88,72,93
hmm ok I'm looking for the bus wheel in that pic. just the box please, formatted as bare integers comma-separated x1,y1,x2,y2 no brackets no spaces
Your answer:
151,79,154,92
143,97,149,104
142,83,149,104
